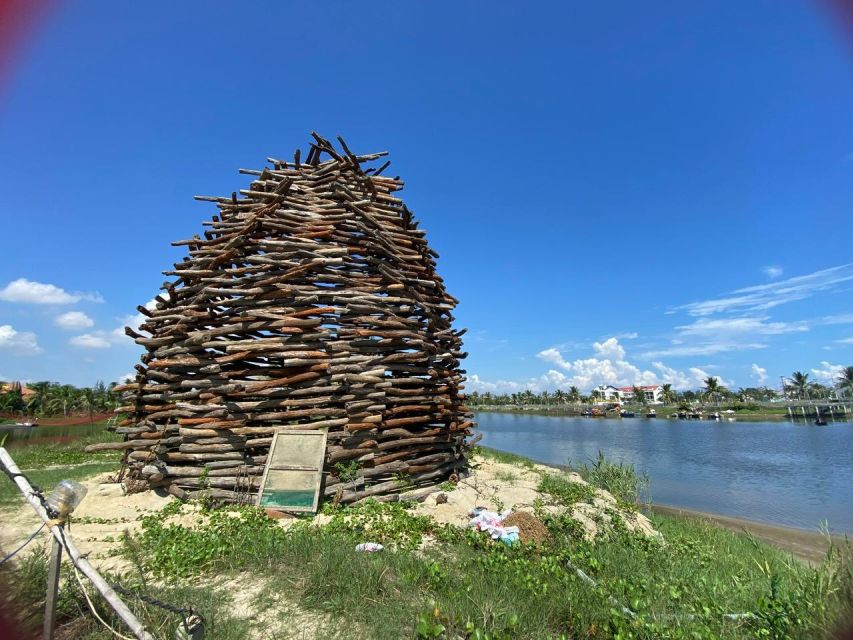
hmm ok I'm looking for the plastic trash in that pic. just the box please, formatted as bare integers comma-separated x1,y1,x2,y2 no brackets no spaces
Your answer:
355,542,384,552
468,509,519,543
499,531,520,546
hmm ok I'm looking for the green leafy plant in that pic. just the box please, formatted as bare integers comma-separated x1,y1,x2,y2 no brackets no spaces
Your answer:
334,460,361,484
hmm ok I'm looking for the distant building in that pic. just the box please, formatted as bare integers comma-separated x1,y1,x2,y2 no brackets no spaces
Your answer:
0,382,36,399
591,385,621,404
592,384,664,405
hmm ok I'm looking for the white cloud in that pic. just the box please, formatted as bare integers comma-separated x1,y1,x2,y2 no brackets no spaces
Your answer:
70,333,112,349
751,364,768,384
473,337,731,394
640,316,806,358
836,337,853,345
0,278,103,305
676,316,809,337
0,324,42,355
811,361,844,385
762,265,784,279
593,337,626,360
675,263,853,317
536,337,658,390
55,311,94,330
640,342,766,358
823,313,853,325
466,374,527,394
115,371,137,385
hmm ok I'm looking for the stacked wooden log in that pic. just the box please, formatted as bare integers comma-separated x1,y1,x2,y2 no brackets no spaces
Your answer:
95,132,474,504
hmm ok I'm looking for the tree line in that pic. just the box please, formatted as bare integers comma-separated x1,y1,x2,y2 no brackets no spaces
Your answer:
470,367,853,407
0,381,120,418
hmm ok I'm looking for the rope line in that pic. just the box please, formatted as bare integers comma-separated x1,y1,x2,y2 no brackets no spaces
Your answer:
0,522,46,566
57,527,136,640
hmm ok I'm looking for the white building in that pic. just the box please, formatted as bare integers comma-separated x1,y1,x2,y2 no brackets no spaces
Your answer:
592,384,664,405
591,385,621,404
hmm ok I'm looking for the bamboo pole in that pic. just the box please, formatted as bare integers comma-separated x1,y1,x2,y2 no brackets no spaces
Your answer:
0,448,154,640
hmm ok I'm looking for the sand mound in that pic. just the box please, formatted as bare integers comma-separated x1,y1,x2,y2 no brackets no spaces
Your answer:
501,511,550,544
415,455,659,542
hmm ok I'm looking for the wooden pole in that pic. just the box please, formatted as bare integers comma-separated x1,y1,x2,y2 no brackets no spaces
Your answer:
0,448,154,640
43,537,62,640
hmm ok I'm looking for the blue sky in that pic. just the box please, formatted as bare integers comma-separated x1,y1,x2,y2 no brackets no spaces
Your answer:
0,1,851,392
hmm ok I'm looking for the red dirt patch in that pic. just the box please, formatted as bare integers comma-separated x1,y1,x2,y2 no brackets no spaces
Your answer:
34,413,113,426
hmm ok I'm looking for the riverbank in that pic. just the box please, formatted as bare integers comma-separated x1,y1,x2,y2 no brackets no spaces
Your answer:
650,504,845,566
2,438,852,638
472,405,797,421
479,446,843,565
475,412,853,533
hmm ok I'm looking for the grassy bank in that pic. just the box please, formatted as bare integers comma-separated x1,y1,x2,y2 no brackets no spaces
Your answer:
1,443,851,638
0,425,121,507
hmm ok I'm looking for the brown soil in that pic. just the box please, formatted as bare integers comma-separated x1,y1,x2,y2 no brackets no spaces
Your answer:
501,511,551,544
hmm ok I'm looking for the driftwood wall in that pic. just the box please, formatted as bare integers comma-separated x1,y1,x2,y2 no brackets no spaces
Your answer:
93,133,474,505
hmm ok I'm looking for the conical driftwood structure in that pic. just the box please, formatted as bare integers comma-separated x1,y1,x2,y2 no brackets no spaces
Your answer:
104,133,474,505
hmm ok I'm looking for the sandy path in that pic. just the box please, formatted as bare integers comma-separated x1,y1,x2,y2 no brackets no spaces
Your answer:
0,473,171,574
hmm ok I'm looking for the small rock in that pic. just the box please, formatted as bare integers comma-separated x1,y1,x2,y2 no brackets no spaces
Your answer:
435,492,448,505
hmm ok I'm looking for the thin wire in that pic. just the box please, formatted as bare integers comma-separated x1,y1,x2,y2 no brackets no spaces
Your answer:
0,522,46,566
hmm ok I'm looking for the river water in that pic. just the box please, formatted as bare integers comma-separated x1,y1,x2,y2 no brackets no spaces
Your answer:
475,412,853,534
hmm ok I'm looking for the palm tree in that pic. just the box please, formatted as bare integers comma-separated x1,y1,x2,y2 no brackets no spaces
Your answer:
661,383,675,405
703,376,726,405
569,386,580,403
790,371,810,400
631,385,648,406
837,366,853,398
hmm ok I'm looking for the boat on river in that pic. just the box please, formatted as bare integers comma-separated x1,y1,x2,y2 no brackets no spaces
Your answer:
645,409,657,418
620,410,635,418
0,420,38,431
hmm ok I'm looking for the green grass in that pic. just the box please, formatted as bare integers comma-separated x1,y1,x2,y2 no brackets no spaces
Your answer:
113,494,852,639
474,446,537,469
0,462,119,507
0,544,252,640
569,451,650,507
3,443,851,639
4,425,121,468
0,423,122,508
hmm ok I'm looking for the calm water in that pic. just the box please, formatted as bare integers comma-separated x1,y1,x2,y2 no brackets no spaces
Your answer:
1,423,105,448
476,412,853,534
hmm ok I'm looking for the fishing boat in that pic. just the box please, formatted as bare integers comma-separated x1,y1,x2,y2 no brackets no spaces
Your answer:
620,410,635,418
0,420,38,431
645,409,657,418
